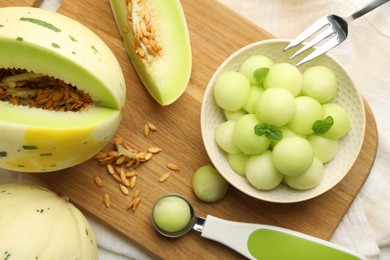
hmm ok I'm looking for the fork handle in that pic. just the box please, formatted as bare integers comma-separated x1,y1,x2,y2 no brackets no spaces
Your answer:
348,0,390,22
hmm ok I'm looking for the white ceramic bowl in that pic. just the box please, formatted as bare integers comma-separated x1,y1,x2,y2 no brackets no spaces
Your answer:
201,39,366,203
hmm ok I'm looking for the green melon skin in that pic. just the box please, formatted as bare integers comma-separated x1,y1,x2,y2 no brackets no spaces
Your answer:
110,0,192,106
0,7,126,172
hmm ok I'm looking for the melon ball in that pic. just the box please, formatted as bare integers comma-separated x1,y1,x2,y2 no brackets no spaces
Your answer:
255,88,295,127
272,136,314,176
238,55,274,85
213,71,250,111
264,63,303,97
321,103,350,139
153,196,192,233
284,157,324,190
192,165,229,202
287,96,323,135
302,65,338,104
245,151,283,190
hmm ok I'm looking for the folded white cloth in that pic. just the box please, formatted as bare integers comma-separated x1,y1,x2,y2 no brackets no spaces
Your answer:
1,0,390,259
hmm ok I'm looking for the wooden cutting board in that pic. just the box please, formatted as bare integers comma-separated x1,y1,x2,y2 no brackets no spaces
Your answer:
1,0,378,259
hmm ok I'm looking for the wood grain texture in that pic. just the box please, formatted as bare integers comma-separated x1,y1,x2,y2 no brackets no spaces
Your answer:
1,0,378,258
0,0,35,7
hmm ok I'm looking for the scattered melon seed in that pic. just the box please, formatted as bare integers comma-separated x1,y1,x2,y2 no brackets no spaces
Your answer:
126,171,137,178
106,164,115,175
94,176,103,187
108,150,119,157
148,147,162,154
159,172,171,182
116,155,126,165
103,193,110,208
145,152,153,161
112,173,122,183
128,189,141,211
144,123,150,137
95,133,168,212
132,197,141,210
123,177,131,187
147,121,157,131
130,175,137,189
119,184,129,195
166,162,181,171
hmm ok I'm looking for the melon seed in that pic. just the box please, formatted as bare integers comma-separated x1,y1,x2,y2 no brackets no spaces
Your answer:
0,68,92,112
119,184,129,195
94,176,103,187
103,193,110,208
127,0,163,65
159,172,171,182
166,162,181,171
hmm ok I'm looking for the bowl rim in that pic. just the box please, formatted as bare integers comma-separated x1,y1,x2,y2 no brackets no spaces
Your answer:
201,38,366,203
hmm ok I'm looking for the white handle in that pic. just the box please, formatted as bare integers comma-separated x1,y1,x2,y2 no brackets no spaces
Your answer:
201,215,257,258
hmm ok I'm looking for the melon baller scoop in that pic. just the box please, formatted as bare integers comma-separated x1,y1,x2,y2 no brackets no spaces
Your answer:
152,194,363,259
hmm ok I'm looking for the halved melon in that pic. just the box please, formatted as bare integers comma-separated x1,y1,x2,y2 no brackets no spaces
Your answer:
0,7,126,172
110,0,192,106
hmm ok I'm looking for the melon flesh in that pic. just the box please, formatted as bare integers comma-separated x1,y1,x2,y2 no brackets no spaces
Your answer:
110,0,192,106
0,7,126,172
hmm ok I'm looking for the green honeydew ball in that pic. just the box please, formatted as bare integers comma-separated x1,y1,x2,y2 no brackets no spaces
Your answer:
238,55,274,85
284,157,324,190
272,136,314,176
308,134,339,163
264,63,303,97
233,114,271,155
302,65,338,104
192,165,229,203
215,120,241,154
153,196,192,233
224,109,247,121
321,103,350,139
255,87,295,127
287,96,323,135
227,153,250,176
243,85,264,114
245,151,283,190
213,71,250,111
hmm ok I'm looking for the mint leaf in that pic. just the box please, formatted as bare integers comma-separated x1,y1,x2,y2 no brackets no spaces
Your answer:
254,123,283,142
253,68,270,84
312,116,334,135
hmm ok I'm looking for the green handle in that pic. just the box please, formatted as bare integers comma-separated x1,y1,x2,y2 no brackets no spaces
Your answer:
248,228,361,260
201,215,363,260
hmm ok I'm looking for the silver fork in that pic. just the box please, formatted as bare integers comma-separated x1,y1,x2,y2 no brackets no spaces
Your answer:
284,0,390,66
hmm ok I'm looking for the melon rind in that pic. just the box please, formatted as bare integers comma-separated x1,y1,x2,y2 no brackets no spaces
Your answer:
0,103,121,172
110,0,192,106
0,183,98,259
0,7,126,172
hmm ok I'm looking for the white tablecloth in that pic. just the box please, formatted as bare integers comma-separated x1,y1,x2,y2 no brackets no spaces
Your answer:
1,0,390,259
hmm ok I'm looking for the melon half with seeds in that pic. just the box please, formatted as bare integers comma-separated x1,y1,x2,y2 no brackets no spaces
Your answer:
110,0,192,106
0,7,126,172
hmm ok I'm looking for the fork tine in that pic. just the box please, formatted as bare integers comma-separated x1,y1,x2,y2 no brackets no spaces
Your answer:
288,27,334,60
295,36,342,66
284,16,330,51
